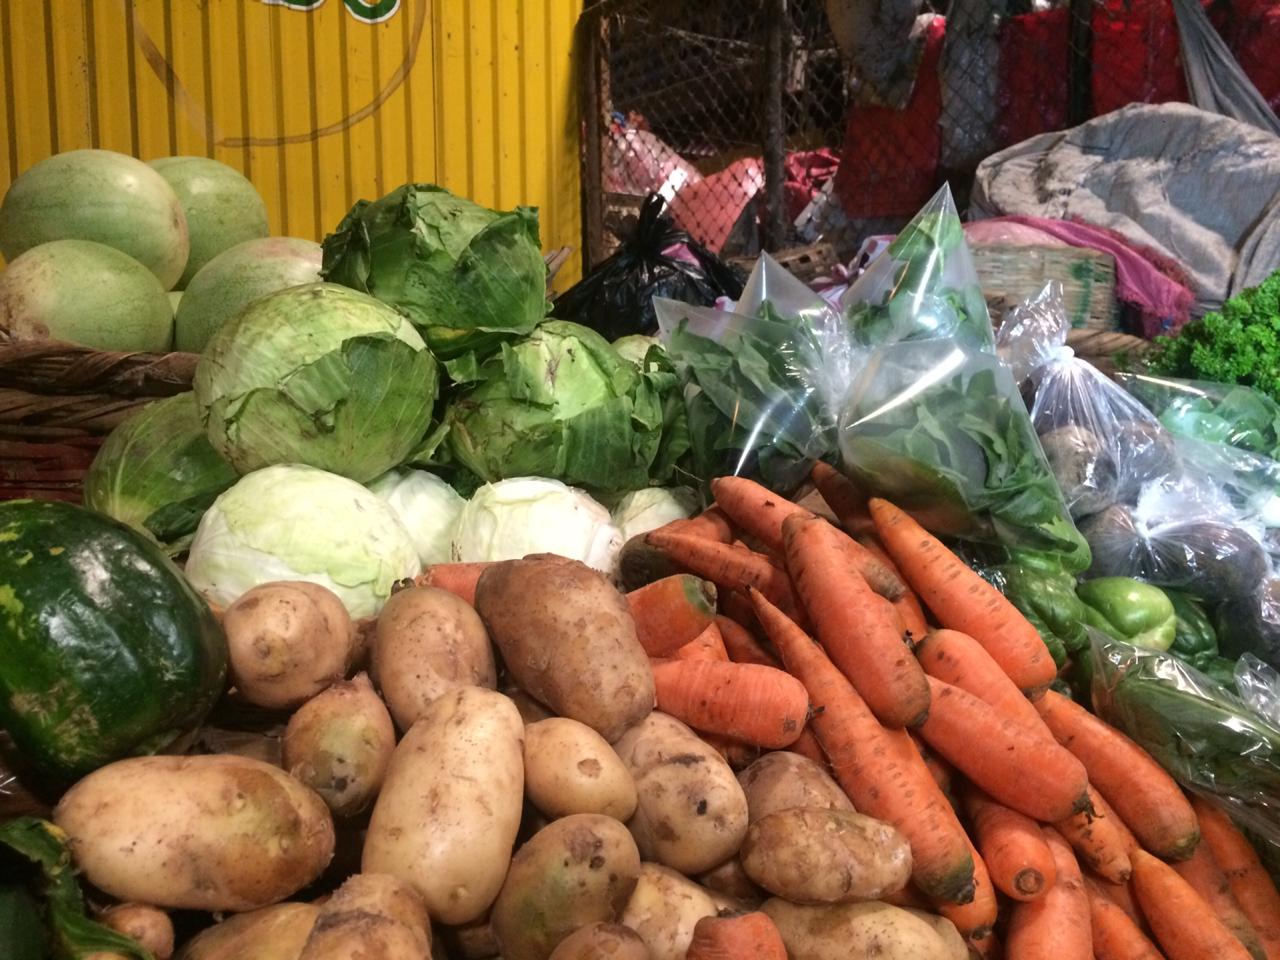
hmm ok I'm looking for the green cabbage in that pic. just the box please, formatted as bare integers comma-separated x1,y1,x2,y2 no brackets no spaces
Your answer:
321,183,548,359
367,468,466,566
193,282,439,483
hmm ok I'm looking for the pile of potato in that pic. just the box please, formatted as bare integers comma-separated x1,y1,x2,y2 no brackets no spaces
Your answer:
52,556,967,960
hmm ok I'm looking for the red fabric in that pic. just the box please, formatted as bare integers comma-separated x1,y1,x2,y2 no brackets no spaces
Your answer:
784,149,840,220
1091,0,1188,115
833,17,946,219
997,9,1070,146
1222,0,1280,113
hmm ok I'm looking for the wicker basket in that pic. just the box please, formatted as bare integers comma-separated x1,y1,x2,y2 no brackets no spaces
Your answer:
729,241,838,285
0,340,198,502
974,244,1119,332
1067,328,1149,379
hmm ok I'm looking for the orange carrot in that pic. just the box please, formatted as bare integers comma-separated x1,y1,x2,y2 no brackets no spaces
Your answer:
787,725,829,769
668,506,735,542
670,622,730,662
1174,838,1266,960
720,589,759,630
647,530,799,614
914,628,1045,736
625,574,719,657
868,497,1057,695
1087,878,1165,960
749,588,975,904
935,830,999,938
882,885,932,910
650,659,808,749
1006,828,1093,960
1195,798,1280,960
706,734,763,771
831,530,907,601
1055,786,1137,884
809,460,873,536
1089,874,1145,927
911,733,953,796
715,614,781,668
710,475,814,555
782,513,931,729
969,931,1002,960
963,786,1057,902
859,537,930,638
1132,849,1255,960
1036,691,1200,861
918,677,1089,823
415,562,491,606
686,912,788,960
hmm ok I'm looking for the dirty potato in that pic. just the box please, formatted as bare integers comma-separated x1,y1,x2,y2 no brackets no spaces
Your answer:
620,864,719,960
613,712,748,875
762,898,953,960
474,558,654,742
362,686,524,925
523,718,637,821
740,808,912,903
548,923,651,960
902,909,968,960
174,903,319,960
100,904,174,960
298,873,431,960
372,585,496,730
737,752,854,823
54,755,334,912
491,814,642,960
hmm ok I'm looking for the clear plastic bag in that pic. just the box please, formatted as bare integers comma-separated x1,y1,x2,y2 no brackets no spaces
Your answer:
1235,652,1280,725
1120,372,1280,464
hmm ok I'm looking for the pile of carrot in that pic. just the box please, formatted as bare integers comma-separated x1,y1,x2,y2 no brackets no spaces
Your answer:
413,471,1280,959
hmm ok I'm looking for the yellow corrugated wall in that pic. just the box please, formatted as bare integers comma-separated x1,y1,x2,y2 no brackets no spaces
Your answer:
0,0,584,287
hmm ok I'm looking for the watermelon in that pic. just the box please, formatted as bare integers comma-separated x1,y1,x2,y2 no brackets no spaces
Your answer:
174,236,322,352
0,500,227,782
0,239,174,352
0,149,189,290
149,156,269,289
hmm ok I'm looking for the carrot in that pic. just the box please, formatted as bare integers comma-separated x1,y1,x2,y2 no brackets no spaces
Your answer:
787,725,829,769
669,506,735,542
748,588,976,904
670,622,730,662
911,733,953,795
1035,691,1200,861
1131,849,1255,960
1087,879,1165,960
650,658,808,749
686,911,788,960
918,677,1089,822
963,786,1057,901
1089,874,1144,927
914,628,1045,739
882,885,932,911
1055,786,1136,884
647,530,799,614
414,562,491,606
715,614,781,669
710,475,814,555
809,460,873,536
719,589,758,629
935,830,999,938
832,530,907,601
626,574,719,657
782,513,930,729
867,497,1057,695
1006,828,1093,960
1195,798,1280,959
968,931,1002,960
1174,838,1266,960
706,734,763,771
859,537,930,638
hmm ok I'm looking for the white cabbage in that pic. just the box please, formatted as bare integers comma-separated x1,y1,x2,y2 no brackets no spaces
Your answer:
367,468,466,566
610,486,699,542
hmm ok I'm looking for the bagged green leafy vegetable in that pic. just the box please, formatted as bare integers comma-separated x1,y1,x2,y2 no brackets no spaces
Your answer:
321,183,547,360
1120,373,1280,461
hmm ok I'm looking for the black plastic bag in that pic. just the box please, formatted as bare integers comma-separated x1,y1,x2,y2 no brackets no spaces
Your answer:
551,193,745,341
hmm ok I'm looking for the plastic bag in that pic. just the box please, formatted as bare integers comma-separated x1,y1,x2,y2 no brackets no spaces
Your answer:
1119,373,1280,463
550,193,745,342
1235,652,1280,724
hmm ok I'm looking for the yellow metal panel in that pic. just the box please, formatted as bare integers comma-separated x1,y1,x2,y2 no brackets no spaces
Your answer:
1,0,585,287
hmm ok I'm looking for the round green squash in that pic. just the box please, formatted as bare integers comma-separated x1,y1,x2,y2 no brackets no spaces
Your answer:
0,500,227,782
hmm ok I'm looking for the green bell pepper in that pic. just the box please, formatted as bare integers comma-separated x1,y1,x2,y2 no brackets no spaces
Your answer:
1164,589,1220,669
1002,565,1091,666
1076,577,1178,652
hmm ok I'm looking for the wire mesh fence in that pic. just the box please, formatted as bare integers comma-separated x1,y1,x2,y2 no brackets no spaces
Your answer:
577,0,1280,268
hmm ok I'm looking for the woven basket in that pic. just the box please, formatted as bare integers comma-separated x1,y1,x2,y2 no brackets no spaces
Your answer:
1068,328,1149,380
0,340,198,503
974,244,1119,332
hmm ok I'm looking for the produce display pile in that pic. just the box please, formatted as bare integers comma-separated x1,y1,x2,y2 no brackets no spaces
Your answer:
3,151,1280,960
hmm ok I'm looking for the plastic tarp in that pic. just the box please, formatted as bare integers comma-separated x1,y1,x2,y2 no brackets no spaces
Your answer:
1171,0,1280,136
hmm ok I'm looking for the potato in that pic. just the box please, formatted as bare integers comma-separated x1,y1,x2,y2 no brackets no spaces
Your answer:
54,755,334,912
283,672,395,818
491,814,642,960
436,918,500,960
101,904,174,960
549,923,651,960
174,903,319,960
523,718,638,821
613,712,748,874
698,857,764,906
737,751,854,823
363,686,524,925
761,898,953,960
299,873,431,960
902,910,968,960
740,807,911,903
620,863,718,960
475,558,654,742
222,582,357,709
372,586,496,730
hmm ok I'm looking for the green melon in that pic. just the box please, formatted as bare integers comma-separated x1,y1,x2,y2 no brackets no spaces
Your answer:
0,239,174,351
0,149,189,289
174,236,322,352
149,156,269,289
